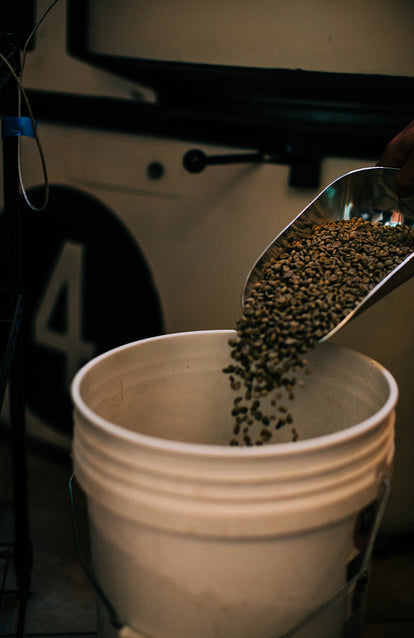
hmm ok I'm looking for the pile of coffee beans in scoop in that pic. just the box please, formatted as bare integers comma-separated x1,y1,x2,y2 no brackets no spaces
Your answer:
224,217,414,446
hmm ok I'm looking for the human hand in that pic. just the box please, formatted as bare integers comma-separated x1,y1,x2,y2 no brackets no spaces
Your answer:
377,120,414,197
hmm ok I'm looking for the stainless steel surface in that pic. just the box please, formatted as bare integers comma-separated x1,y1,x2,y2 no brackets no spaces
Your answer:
242,167,414,340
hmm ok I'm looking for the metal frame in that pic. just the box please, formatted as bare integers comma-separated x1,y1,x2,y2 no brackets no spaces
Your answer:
0,31,32,638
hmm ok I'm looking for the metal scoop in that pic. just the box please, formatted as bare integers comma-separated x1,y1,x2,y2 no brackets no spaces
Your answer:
242,167,414,341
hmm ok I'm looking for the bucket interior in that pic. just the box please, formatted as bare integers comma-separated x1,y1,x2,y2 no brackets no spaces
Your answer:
75,331,394,446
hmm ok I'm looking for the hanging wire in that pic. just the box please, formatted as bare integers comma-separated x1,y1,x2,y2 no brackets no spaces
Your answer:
20,0,61,76
0,50,49,211
0,0,62,212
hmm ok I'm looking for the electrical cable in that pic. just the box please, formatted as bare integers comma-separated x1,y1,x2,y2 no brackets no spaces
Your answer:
0,50,49,211
21,0,61,77
0,0,62,211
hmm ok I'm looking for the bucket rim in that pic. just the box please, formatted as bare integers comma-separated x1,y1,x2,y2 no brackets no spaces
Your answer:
70,329,398,458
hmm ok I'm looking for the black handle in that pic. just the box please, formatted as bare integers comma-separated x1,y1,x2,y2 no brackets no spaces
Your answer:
182,148,285,174
182,147,322,189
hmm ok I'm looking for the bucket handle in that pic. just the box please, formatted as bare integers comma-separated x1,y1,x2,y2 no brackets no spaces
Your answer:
277,475,391,638
68,473,123,631
69,473,390,638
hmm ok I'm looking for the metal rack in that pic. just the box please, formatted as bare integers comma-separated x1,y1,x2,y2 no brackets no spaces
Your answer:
0,32,32,638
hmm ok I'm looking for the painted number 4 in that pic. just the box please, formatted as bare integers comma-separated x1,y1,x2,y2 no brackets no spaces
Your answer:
34,241,96,388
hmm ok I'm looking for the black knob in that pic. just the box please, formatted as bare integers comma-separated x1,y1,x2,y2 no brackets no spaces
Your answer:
182,149,207,173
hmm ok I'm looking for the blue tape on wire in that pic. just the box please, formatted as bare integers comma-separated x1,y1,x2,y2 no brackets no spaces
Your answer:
1,114,37,139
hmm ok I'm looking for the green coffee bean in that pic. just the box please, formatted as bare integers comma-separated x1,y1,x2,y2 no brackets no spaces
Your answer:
225,217,414,445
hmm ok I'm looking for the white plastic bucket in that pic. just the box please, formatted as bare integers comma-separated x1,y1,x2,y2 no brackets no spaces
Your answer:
71,330,397,638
